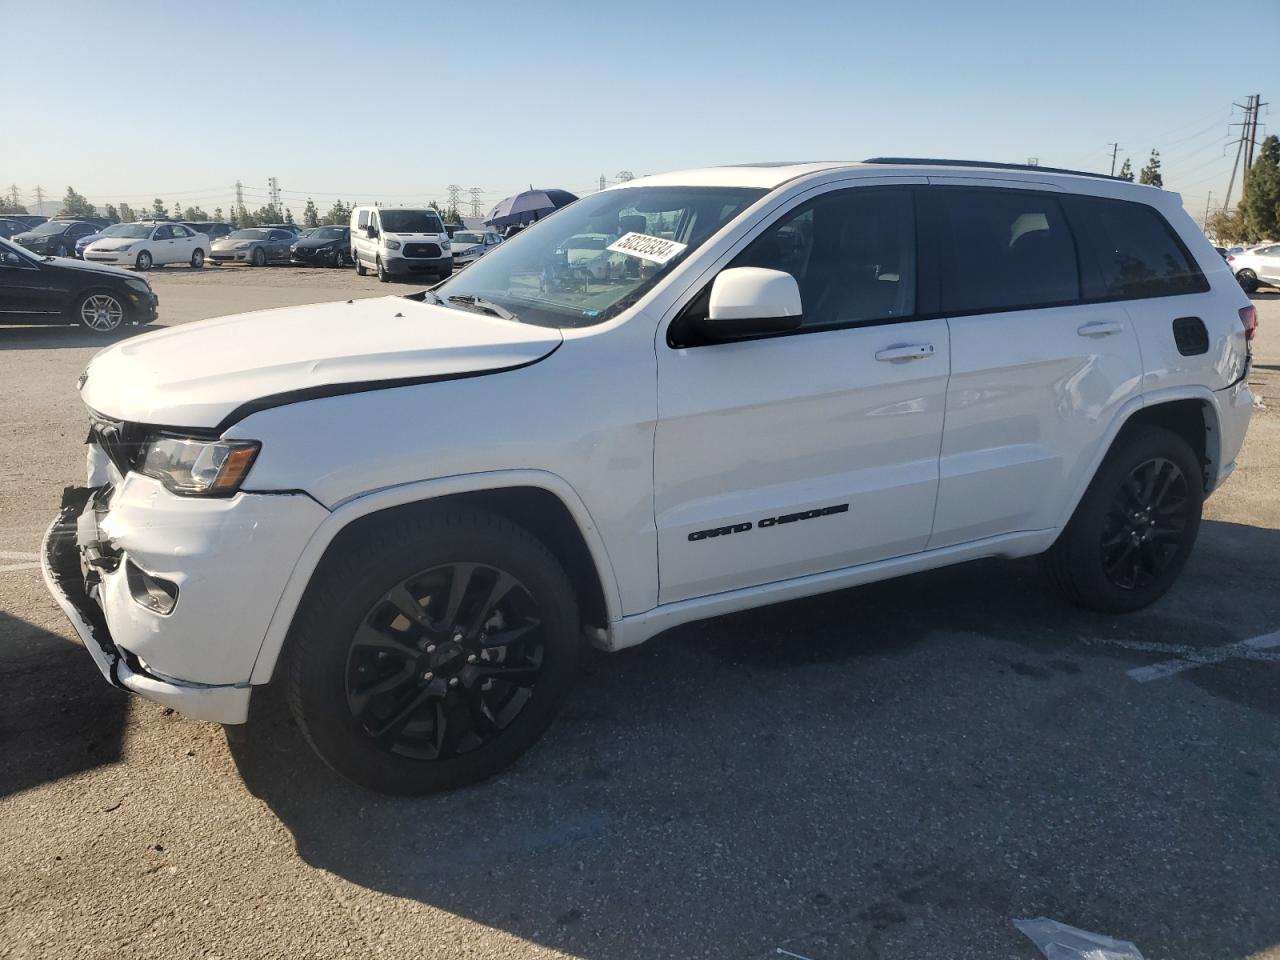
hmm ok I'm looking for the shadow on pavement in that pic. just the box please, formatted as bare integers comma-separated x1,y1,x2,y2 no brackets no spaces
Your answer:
230,519,1280,959
0,611,130,797
0,323,154,351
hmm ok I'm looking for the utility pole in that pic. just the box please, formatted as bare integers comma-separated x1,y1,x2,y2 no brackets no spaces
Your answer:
599,173,607,192
1108,143,1121,177
1225,93,1267,209
33,185,44,211
469,186,482,218
235,180,245,211
1203,191,1214,229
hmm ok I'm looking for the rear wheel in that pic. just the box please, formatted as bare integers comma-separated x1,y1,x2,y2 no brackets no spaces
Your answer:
1042,425,1203,613
284,507,582,795
190,247,205,268
355,253,368,276
74,290,127,334
1236,269,1259,294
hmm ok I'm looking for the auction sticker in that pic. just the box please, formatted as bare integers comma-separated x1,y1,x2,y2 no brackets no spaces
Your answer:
607,232,688,265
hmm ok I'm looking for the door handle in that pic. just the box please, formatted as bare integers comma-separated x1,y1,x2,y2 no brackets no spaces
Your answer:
1077,320,1124,337
875,343,935,362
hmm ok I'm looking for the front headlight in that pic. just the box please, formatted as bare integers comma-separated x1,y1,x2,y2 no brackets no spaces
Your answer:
124,277,151,295
116,243,136,252
383,239,401,250
138,436,260,496
441,240,451,251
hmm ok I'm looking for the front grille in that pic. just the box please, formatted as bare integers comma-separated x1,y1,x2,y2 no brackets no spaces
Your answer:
404,242,442,259
88,415,148,474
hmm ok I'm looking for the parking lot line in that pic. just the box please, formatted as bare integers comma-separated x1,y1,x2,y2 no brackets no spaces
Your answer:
1126,629,1280,683
0,551,40,574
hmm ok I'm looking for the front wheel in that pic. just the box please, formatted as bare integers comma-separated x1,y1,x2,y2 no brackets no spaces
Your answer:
190,247,205,268
333,248,348,268
284,507,582,795
54,243,69,258
135,250,153,271
75,290,128,334
1042,425,1203,613
252,247,267,267
1236,269,1260,294
376,256,390,282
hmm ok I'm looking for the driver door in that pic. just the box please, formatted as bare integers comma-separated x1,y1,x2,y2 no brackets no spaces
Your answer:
654,181,950,604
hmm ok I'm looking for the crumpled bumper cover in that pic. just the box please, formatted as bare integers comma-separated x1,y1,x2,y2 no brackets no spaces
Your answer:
41,486,252,724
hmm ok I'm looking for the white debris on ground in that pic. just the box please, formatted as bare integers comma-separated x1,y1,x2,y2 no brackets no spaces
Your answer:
1013,917,1145,960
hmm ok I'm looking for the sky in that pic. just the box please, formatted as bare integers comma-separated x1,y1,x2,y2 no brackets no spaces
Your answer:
2,0,1275,224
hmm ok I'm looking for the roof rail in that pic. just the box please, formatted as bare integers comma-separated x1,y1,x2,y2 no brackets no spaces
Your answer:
862,157,1125,182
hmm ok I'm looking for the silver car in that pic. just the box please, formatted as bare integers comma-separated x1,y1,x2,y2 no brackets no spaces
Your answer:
209,228,296,266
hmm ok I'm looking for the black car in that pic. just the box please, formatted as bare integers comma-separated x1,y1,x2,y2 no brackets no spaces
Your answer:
185,221,233,241
12,219,105,258
290,225,351,267
2,214,49,230
0,237,158,334
0,218,26,241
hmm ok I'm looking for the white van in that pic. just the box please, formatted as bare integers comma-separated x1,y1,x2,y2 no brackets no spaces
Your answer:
349,206,452,282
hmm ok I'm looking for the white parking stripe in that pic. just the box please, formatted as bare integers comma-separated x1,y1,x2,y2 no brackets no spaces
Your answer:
1127,630,1280,683
0,551,40,561
0,562,42,574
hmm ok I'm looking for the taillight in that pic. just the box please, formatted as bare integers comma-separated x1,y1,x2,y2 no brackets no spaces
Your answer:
1240,305,1257,342
1227,254,1235,262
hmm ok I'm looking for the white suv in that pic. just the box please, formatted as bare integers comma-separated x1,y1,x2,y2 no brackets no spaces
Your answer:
44,159,1256,794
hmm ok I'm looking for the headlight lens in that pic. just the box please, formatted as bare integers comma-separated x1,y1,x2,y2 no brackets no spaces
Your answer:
138,436,260,496
124,277,151,294
441,240,451,251
383,239,401,250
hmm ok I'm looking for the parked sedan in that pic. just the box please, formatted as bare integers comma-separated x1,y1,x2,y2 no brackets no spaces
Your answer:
185,221,233,242
1228,243,1280,293
210,227,296,266
449,229,501,268
12,219,103,258
290,225,351,267
0,236,157,334
83,221,209,270
0,218,26,241
76,222,138,258
3,214,49,231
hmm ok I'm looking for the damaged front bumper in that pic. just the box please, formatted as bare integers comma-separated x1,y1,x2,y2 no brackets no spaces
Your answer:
43,486,253,723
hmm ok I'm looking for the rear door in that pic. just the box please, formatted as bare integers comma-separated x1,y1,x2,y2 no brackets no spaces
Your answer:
922,183,1144,548
655,181,950,603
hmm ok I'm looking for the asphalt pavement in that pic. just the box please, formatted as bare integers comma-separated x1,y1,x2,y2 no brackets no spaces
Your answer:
2,266,1278,960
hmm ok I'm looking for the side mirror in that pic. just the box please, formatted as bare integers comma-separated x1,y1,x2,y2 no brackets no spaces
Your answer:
700,267,802,340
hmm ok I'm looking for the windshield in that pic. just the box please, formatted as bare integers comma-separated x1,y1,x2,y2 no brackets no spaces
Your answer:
313,226,346,239
96,224,133,238
112,224,155,239
453,232,485,244
432,185,764,328
380,210,443,234
229,229,269,240
29,221,73,236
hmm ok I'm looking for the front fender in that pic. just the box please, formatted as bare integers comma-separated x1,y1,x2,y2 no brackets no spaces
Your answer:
247,468,623,685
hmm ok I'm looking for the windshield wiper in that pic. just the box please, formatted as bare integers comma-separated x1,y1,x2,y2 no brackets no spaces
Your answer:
446,295,516,321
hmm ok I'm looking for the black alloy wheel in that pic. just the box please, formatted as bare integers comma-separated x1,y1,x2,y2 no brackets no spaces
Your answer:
1099,457,1191,591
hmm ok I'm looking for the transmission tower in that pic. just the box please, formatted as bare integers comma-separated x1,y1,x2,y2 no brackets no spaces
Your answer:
33,185,44,211
267,176,281,213
599,173,607,191
7,184,19,209
446,184,462,215
615,170,635,183
469,187,482,218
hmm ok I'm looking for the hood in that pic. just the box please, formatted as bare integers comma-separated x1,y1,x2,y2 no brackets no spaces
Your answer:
80,296,563,429
293,236,343,250
452,242,481,254
44,254,139,279
14,231,57,245
211,237,254,249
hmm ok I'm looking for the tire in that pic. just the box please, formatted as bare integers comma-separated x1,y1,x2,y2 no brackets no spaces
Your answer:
190,247,205,268
283,507,582,795
1042,424,1203,613
73,290,128,334
376,256,390,282
334,248,348,268
1236,269,1259,295
55,243,69,258
252,247,267,267
135,250,153,271
355,254,368,276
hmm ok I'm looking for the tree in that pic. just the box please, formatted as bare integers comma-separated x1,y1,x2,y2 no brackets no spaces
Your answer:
1241,134,1280,243
321,199,351,225
302,198,320,228
181,205,209,221
443,205,464,223
1138,149,1163,188
284,207,295,225
251,204,278,224
118,202,136,224
213,207,224,222
0,199,28,215
1206,207,1246,244
1117,157,1134,182
103,204,119,223
60,186,96,217
151,198,168,219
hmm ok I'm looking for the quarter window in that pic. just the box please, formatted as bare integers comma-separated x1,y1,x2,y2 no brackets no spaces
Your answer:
729,188,916,329
1063,195,1208,299
932,189,1079,314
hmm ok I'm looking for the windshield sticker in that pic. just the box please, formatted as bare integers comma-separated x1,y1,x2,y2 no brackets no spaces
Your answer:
607,232,688,265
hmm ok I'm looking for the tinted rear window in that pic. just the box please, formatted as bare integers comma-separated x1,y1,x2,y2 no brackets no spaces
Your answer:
1063,196,1208,300
932,189,1080,314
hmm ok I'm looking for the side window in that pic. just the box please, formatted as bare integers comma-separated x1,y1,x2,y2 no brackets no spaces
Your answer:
171,225,189,238
370,211,380,233
728,188,916,329
357,209,370,229
153,225,173,240
932,188,1079,314
1063,195,1208,299
270,231,288,242
68,223,93,239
